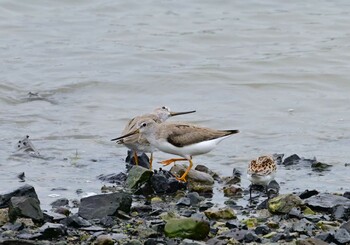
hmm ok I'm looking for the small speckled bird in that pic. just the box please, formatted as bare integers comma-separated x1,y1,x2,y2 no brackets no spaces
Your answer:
247,155,277,199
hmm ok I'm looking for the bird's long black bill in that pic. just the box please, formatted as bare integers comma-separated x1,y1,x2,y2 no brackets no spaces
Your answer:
170,110,196,116
111,129,139,141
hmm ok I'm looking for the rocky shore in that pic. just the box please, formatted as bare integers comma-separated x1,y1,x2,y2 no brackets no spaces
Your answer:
0,153,349,245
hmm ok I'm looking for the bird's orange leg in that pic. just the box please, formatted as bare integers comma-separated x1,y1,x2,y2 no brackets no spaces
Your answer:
149,153,153,170
133,151,139,166
160,158,187,166
176,159,193,182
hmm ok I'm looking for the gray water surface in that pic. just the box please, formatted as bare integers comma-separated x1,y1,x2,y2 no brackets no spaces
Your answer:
1,0,350,209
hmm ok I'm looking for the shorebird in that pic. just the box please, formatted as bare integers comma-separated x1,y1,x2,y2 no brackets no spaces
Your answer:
247,155,277,199
112,106,195,169
112,119,239,181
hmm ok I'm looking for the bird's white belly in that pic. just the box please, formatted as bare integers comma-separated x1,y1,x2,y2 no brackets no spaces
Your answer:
155,139,219,158
247,172,275,186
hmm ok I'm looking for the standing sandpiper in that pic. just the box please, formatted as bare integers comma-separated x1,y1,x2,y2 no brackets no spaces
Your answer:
112,119,239,181
112,106,195,169
247,155,277,199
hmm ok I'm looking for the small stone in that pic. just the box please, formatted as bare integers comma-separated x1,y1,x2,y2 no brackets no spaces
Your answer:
0,208,9,225
292,218,315,233
126,150,150,169
50,198,69,208
255,225,271,235
186,192,203,206
176,197,191,206
164,218,210,240
299,190,319,199
204,207,236,220
39,222,67,239
242,218,258,229
223,185,242,197
54,206,70,216
97,172,127,184
344,192,350,199
199,202,214,211
125,165,153,189
282,154,301,166
151,196,163,204
225,220,240,229
94,234,114,245
268,194,303,214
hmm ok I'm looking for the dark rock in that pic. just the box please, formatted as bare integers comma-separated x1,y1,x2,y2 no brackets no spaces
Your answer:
126,150,150,169
282,154,301,166
0,185,39,208
8,196,43,222
332,205,350,220
194,165,209,173
340,221,350,233
299,189,319,199
304,193,350,212
124,240,143,245
256,199,269,210
134,182,154,196
199,202,214,211
181,209,196,217
218,228,246,242
150,172,169,193
99,216,116,227
268,194,303,214
344,192,350,199
61,213,91,227
254,225,271,235
38,222,67,239
311,161,332,172
176,197,191,207
334,228,350,244
126,165,153,189
17,172,25,182
50,198,69,208
97,172,127,184
167,177,187,194
226,220,240,229
144,238,167,245
78,192,132,220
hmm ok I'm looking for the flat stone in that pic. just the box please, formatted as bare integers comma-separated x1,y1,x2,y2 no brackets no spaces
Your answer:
125,150,150,169
95,234,114,245
299,190,319,199
332,204,350,220
340,221,350,233
304,193,350,212
9,196,43,222
297,238,328,245
78,192,132,220
0,185,39,208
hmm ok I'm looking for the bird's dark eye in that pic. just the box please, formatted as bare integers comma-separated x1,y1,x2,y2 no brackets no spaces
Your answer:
142,123,147,127
162,106,166,109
